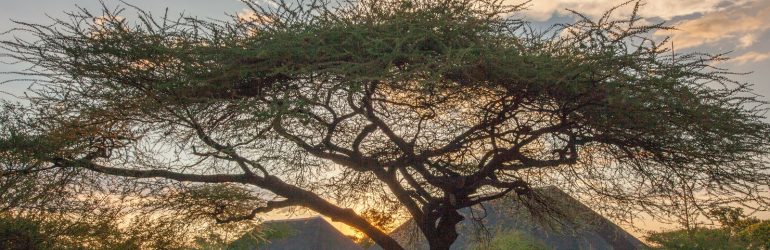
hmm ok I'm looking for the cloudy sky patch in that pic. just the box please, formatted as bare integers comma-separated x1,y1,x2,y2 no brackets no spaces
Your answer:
654,0,770,49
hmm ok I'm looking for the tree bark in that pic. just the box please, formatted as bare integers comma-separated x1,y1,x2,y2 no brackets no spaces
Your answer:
419,206,464,250
431,210,463,250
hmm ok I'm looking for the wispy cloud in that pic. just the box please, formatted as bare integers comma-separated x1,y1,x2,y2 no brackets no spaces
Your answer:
236,9,275,24
520,0,730,21
654,0,770,49
236,9,260,22
731,51,770,65
739,34,758,48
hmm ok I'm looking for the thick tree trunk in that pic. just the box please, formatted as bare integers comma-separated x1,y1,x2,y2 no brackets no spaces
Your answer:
425,209,464,250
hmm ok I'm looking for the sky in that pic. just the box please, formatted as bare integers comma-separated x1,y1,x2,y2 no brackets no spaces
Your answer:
1,0,769,238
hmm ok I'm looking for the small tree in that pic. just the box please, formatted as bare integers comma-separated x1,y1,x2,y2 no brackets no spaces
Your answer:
647,207,770,250
2,0,769,249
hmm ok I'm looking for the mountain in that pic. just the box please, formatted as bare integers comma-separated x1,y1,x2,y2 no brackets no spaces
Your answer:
229,216,363,250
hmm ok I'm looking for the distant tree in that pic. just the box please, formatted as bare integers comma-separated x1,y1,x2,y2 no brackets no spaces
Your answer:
0,211,160,250
646,227,741,250
0,207,253,250
0,215,47,250
2,0,769,249
737,221,770,250
647,207,770,250
708,207,760,234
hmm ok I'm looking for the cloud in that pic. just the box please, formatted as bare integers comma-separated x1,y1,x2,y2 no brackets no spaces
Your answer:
519,0,730,22
236,9,260,22
654,0,770,49
236,9,274,23
739,34,757,48
731,51,770,65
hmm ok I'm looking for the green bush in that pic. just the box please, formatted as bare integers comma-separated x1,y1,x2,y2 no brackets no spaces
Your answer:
0,216,47,250
473,230,548,250
647,218,770,250
737,221,770,250
646,228,743,250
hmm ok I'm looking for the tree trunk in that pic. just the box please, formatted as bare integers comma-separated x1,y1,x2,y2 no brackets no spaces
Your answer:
426,209,464,250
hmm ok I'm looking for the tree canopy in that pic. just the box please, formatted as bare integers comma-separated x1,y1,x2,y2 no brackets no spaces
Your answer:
646,207,770,250
1,0,769,249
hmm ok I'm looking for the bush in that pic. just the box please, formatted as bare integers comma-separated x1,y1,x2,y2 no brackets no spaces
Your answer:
646,227,743,250
647,210,770,250
473,230,548,250
737,221,770,250
0,216,47,250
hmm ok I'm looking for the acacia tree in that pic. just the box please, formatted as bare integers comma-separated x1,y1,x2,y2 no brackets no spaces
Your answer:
2,0,769,249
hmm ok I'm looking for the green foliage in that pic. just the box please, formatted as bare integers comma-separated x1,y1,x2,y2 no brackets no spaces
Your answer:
0,212,139,250
708,207,747,229
146,184,267,224
260,224,296,241
647,228,742,250
0,201,257,250
0,215,46,250
472,230,548,250
647,207,770,250
737,221,770,250
227,225,295,250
